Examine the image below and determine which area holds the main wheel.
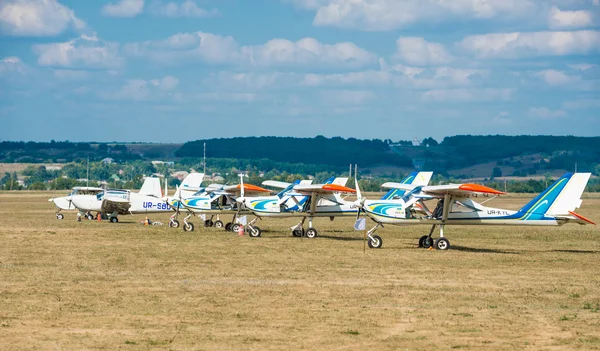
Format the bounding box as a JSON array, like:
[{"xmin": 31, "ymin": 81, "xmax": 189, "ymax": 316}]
[
  {"xmin": 169, "ymin": 219, "xmax": 180, "ymax": 228},
  {"xmin": 86, "ymin": 213, "xmax": 94, "ymax": 220},
  {"xmin": 292, "ymin": 229, "xmax": 304, "ymax": 237},
  {"xmin": 419, "ymin": 235, "xmax": 433, "ymax": 248},
  {"xmin": 204, "ymin": 220, "xmax": 214, "ymax": 227},
  {"xmin": 56, "ymin": 213, "xmax": 64, "ymax": 220},
  {"xmin": 225, "ymin": 222, "xmax": 232, "ymax": 231},
  {"xmin": 368, "ymin": 235, "xmax": 383, "ymax": 249},
  {"xmin": 249, "ymin": 226, "xmax": 262, "ymax": 237},
  {"xmin": 110, "ymin": 217, "xmax": 118, "ymax": 223},
  {"xmin": 435, "ymin": 237, "xmax": 450, "ymax": 250},
  {"xmin": 232, "ymin": 223, "xmax": 241, "ymax": 232},
  {"xmin": 305, "ymin": 228, "xmax": 318, "ymax": 239},
  {"xmin": 184, "ymin": 222, "xmax": 195, "ymax": 232},
  {"xmin": 214, "ymin": 220, "xmax": 224, "ymax": 229}
]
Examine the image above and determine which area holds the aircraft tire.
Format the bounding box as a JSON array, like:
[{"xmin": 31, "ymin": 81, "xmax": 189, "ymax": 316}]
[
  {"xmin": 232, "ymin": 223, "xmax": 241, "ymax": 232},
  {"xmin": 184, "ymin": 222, "xmax": 195, "ymax": 232},
  {"xmin": 110, "ymin": 217, "xmax": 119, "ymax": 223},
  {"xmin": 420, "ymin": 236, "xmax": 433, "ymax": 248},
  {"xmin": 305, "ymin": 228, "xmax": 318, "ymax": 239},
  {"xmin": 292, "ymin": 229, "xmax": 303, "ymax": 237},
  {"xmin": 435, "ymin": 237, "xmax": 450, "ymax": 250},
  {"xmin": 214, "ymin": 220, "xmax": 224, "ymax": 229},
  {"xmin": 249, "ymin": 226, "xmax": 262, "ymax": 237},
  {"xmin": 86, "ymin": 213, "xmax": 94, "ymax": 220},
  {"xmin": 368, "ymin": 235, "xmax": 383, "ymax": 249},
  {"xmin": 56, "ymin": 214, "xmax": 64, "ymax": 220},
  {"xmin": 169, "ymin": 219, "xmax": 180, "ymax": 228},
  {"xmin": 204, "ymin": 220, "xmax": 214, "ymax": 227},
  {"xmin": 225, "ymin": 223, "xmax": 232, "ymax": 231}
]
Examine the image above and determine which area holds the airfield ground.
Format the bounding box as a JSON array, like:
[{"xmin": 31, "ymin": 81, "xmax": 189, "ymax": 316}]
[{"xmin": 1, "ymin": 192, "xmax": 599, "ymax": 350}]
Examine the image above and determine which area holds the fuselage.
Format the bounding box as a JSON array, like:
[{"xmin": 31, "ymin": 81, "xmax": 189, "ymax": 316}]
[
  {"xmin": 245, "ymin": 195, "xmax": 357, "ymax": 218},
  {"xmin": 70, "ymin": 191, "xmax": 171, "ymax": 214}
]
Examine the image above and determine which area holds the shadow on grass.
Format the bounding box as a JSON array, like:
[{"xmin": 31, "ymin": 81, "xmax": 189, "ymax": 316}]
[
  {"xmin": 317, "ymin": 235, "xmax": 365, "ymax": 242},
  {"xmin": 551, "ymin": 249, "xmax": 600, "ymax": 254},
  {"xmin": 450, "ymin": 245, "xmax": 521, "ymax": 254}
]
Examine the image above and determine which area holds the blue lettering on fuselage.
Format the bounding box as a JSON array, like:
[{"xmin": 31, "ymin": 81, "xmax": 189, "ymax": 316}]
[{"xmin": 142, "ymin": 202, "xmax": 170, "ymax": 210}]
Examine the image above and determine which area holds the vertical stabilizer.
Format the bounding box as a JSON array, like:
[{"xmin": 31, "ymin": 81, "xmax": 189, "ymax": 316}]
[
  {"xmin": 381, "ymin": 171, "xmax": 433, "ymax": 200},
  {"xmin": 518, "ymin": 173, "xmax": 591, "ymax": 218},
  {"xmin": 139, "ymin": 177, "xmax": 162, "ymax": 197}
]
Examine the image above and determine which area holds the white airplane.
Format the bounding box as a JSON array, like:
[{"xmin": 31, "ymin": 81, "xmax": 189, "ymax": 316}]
[
  {"xmin": 162, "ymin": 172, "xmax": 205, "ymax": 228},
  {"xmin": 49, "ymin": 186, "xmax": 104, "ymax": 220},
  {"xmin": 169, "ymin": 178, "xmax": 271, "ymax": 232},
  {"xmin": 69, "ymin": 177, "xmax": 171, "ymax": 223},
  {"xmin": 243, "ymin": 172, "xmax": 433, "ymax": 239},
  {"xmin": 354, "ymin": 172, "xmax": 595, "ymax": 250}
]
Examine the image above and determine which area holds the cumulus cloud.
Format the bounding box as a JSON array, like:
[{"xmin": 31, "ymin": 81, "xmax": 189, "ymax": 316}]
[
  {"xmin": 148, "ymin": 0, "xmax": 218, "ymax": 17},
  {"xmin": 528, "ymin": 107, "xmax": 567, "ymax": 119},
  {"xmin": 458, "ymin": 30, "xmax": 600, "ymax": 59},
  {"xmin": 285, "ymin": 0, "xmax": 538, "ymax": 31},
  {"xmin": 548, "ymin": 6, "xmax": 594, "ymax": 29},
  {"xmin": 102, "ymin": 0, "xmax": 145, "ymax": 18},
  {"xmin": 395, "ymin": 37, "xmax": 453, "ymax": 66},
  {"xmin": 0, "ymin": 0, "xmax": 85, "ymax": 36},
  {"xmin": 422, "ymin": 88, "xmax": 514, "ymax": 102},
  {"xmin": 33, "ymin": 35, "xmax": 124, "ymax": 69},
  {"xmin": 99, "ymin": 75, "xmax": 179, "ymax": 101},
  {"xmin": 124, "ymin": 32, "xmax": 377, "ymax": 68},
  {"xmin": 0, "ymin": 56, "xmax": 28, "ymax": 75},
  {"xmin": 536, "ymin": 69, "xmax": 580, "ymax": 85}
]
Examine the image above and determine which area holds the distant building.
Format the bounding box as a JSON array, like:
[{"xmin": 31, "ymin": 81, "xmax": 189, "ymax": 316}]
[
  {"xmin": 102, "ymin": 157, "xmax": 114, "ymax": 164},
  {"xmin": 171, "ymin": 171, "xmax": 189, "ymax": 181},
  {"xmin": 152, "ymin": 161, "xmax": 175, "ymax": 166}
]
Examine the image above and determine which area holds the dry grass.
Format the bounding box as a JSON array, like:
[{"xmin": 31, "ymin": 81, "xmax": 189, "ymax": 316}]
[{"xmin": 1, "ymin": 192, "xmax": 599, "ymax": 350}]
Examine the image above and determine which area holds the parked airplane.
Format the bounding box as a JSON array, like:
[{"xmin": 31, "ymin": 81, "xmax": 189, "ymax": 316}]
[
  {"xmin": 354, "ymin": 172, "xmax": 595, "ymax": 250},
  {"xmin": 49, "ymin": 186, "xmax": 104, "ymax": 220},
  {"xmin": 241, "ymin": 172, "xmax": 433, "ymax": 238},
  {"xmin": 162, "ymin": 172, "xmax": 205, "ymax": 227},
  {"xmin": 69, "ymin": 177, "xmax": 170, "ymax": 222},
  {"xmin": 173, "ymin": 178, "xmax": 271, "ymax": 232}
]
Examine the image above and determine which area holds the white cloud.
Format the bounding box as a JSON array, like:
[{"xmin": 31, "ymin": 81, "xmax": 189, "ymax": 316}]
[
  {"xmin": 148, "ymin": 0, "xmax": 217, "ymax": 17},
  {"xmin": 422, "ymin": 88, "xmax": 514, "ymax": 102},
  {"xmin": 0, "ymin": 0, "xmax": 85, "ymax": 36},
  {"xmin": 458, "ymin": 30, "xmax": 600, "ymax": 59},
  {"xmin": 0, "ymin": 56, "xmax": 28, "ymax": 75},
  {"xmin": 124, "ymin": 32, "xmax": 377, "ymax": 68},
  {"xmin": 568, "ymin": 63, "xmax": 596, "ymax": 71},
  {"xmin": 562, "ymin": 99, "xmax": 600, "ymax": 109},
  {"xmin": 102, "ymin": 0, "xmax": 145, "ymax": 18},
  {"xmin": 395, "ymin": 37, "xmax": 453, "ymax": 66},
  {"xmin": 100, "ymin": 75, "xmax": 179, "ymax": 101},
  {"xmin": 528, "ymin": 107, "xmax": 567, "ymax": 119},
  {"xmin": 536, "ymin": 69, "xmax": 579, "ymax": 85},
  {"xmin": 285, "ymin": 0, "xmax": 537, "ymax": 31},
  {"xmin": 320, "ymin": 89, "xmax": 374, "ymax": 105},
  {"xmin": 548, "ymin": 6, "xmax": 594, "ymax": 29},
  {"xmin": 33, "ymin": 35, "xmax": 124, "ymax": 69}
]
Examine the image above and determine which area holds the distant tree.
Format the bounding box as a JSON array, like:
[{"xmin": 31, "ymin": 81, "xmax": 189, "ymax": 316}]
[
  {"xmin": 492, "ymin": 167, "xmax": 502, "ymax": 178},
  {"xmin": 28, "ymin": 182, "xmax": 47, "ymax": 190}
]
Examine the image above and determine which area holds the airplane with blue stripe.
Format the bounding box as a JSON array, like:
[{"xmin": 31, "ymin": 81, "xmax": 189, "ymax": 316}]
[
  {"xmin": 354, "ymin": 172, "xmax": 595, "ymax": 250},
  {"xmin": 241, "ymin": 172, "xmax": 433, "ymax": 239}
]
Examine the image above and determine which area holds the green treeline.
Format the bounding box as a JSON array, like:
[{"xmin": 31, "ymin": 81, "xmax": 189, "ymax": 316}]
[{"xmin": 176, "ymin": 136, "xmax": 413, "ymax": 168}]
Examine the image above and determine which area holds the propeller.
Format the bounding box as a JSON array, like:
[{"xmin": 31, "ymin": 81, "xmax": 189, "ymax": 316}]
[{"xmin": 354, "ymin": 176, "xmax": 366, "ymax": 221}]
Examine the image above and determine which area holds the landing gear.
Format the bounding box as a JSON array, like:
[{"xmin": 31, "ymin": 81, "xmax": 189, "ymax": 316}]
[
  {"xmin": 169, "ymin": 214, "xmax": 180, "ymax": 228},
  {"xmin": 365, "ymin": 223, "xmax": 384, "ymax": 249},
  {"xmin": 292, "ymin": 228, "xmax": 304, "ymax": 237},
  {"xmin": 56, "ymin": 213, "xmax": 64, "ymax": 220},
  {"xmin": 248, "ymin": 226, "xmax": 262, "ymax": 237},
  {"xmin": 305, "ymin": 228, "xmax": 318, "ymax": 238},
  {"xmin": 368, "ymin": 234, "xmax": 383, "ymax": 249},
  {"xmin": 110, "ymin": 217, "xmax": 118, "ymax": 223},
  {"xmin": 183, "ymin": 213, "xmax": 195, "ymax": 232},
  {"xmin": 214, "ymin": 220, "xmax": 224, "ymax": 229},
  {"xmin": 204, "ymin": 220, "xmax": 214, "ymax": 227},
  {"xmin": 231, "ymin": 223, "xmax": 241, "ymax": 232},
  {"xmin": 225, "ymin": 222, "xmax": 232, "ymax": 231},
  {"xmin": 419, "ymin": 224, "xmax": 450, "ymax": 250},
  {"xmin": 435, "ymin": 237, "xmax": 450, "ymax": 250},
  {"xmin": 86, "ymin": 212, "xmax": 94, "ymax": 220}
]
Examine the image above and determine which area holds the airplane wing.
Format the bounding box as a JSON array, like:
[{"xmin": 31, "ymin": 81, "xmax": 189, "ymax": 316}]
[
  {"xmin": 381, "ymin": 182, "xmax": 418, "ymax": 191},
  {"xmin": 222, "ymin": 184, "xmax": 271, "ymax": 195},
  {"xmin": 262, "ymin": 180, "xmax": 291, "ymax": 189},
  {"xmin": 422, "ymin": 184, "xmax": 505, "ymax": 197},
  {"xmin": 293, "ymin": 183, "xmax": 356, "ymax": 194}
]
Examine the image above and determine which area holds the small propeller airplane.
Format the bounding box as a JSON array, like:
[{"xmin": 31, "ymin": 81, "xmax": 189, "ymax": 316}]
[
  {"xmin": 353, "ymin": 172, "xmax": 595, "ymax": 250},
  {"xmin": 49, "ymin": 186, "xmax": 105, "ymax": 220},
  {"xmin": 69, "ymin": 177, "xmax": 171, "ymax": 222},
  {"xmin": 241, "ymin": 172, "xmax": 433, "ymax": 238},
  {"xmin": 170, "ymin": 177, "xmax": 271, "ymax": 232}
]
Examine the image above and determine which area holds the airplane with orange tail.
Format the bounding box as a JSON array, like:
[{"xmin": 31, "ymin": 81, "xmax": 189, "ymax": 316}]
[{"xmin": 353, "ymin": 172, "xmax": 595, "ymax": 250}]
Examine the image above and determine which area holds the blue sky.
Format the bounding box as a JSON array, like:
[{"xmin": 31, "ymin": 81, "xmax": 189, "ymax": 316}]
[{"xmin": 1, "ymin": 0, "xmax": 599, "ymax": 142}]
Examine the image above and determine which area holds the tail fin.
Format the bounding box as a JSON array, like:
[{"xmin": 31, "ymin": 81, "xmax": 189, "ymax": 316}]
[
  {"xmin": 179, "ymin": 173, "xmax": 204, "ymax": 198},
  {"xmin": 332, "ymin": 177, "xmax": 349, "ymax": 186},
  {"xmin": 518, "ymin": 173, "xmax": 591, "ymax": 218},
  {"xmin": 324, "ymin": 176, "xmax": 335, "ymax": 184},
  {"xmin": 139, "ymin": 177, "xmax": 162, "ymax": 197},
  {"xmin": 277, "ymin": 180, "xmax": 300, "ymax": 198},
  {"xmin": 381, "ymin": 171, "xmax": 433, "ymax": 200}
]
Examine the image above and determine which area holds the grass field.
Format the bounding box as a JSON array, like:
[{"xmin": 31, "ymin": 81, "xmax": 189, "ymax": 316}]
[{"xmin": 1, "ymin": 192, "xmax": 599, "ymax": 350}]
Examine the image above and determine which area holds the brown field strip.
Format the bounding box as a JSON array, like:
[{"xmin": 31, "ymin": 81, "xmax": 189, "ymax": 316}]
[{"xmin": 0, "ymin": 192, "xmax": 599, "ymax": 350}]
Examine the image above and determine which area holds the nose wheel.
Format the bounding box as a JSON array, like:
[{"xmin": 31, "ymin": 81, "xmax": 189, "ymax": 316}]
[{"xmin": 419, "ymin": 225, "xmax": 450, "ymax": 250}]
